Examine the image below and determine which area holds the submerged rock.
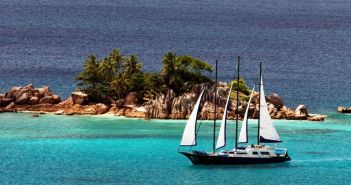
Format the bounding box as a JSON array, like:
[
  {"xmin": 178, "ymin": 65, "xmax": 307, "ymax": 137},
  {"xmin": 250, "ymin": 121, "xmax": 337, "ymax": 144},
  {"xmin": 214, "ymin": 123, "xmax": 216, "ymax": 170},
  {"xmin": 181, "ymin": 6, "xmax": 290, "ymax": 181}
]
[{"xmin": 308, "ymin": 114, "xmax": 326, "ymax": 121}]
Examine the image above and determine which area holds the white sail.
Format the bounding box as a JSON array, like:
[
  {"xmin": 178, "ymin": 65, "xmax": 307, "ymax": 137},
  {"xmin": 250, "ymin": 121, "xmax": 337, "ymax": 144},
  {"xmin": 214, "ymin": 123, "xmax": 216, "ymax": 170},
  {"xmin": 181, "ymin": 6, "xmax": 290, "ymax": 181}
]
[
  {"xmin": 238, "ymin": 86, "xmax": 255, "ymax": 143},
  {"xmin": 259, "ymin": 76, "xmax": 281, "ymax": 142},
  {"xmin": 180, "ymin": 90, "xmax": 205, "ymax": 146},
  {"xmin": 215, "ymin": 84, "xmax": 233, "ymax": 149}
]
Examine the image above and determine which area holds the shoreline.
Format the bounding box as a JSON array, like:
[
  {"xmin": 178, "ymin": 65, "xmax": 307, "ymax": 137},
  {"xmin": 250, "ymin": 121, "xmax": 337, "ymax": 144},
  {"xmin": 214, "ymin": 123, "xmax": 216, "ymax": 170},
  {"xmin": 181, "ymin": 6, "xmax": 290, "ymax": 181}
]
[
  {"xmin": 0, "ymin": 111, "xmax": 329, "ymax": 124},
  {"xmin": 0, "ymin": 106, "xmax": 328, "ymax": 122},
  {"xmin": 0, "ymin": 84, "xmax": 326, "ymax": 121}
]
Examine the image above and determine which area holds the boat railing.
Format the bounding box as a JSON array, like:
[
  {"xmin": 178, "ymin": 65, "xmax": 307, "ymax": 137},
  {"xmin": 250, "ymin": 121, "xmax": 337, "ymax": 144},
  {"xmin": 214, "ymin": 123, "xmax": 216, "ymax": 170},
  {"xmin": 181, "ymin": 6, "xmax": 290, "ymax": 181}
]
[{"xmin": 275, "ymin": 148, "xmax": 288, "ymax": 156}]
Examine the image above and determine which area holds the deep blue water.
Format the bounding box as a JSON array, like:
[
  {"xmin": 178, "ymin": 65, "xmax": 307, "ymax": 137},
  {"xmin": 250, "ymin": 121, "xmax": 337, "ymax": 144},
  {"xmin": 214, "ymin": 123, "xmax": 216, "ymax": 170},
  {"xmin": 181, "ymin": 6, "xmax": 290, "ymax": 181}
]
[
  {"xmin": 1, "ymin": 113, "xmax": 351, "ymax": 185},
  {"xmin": 1, "ymin": 0, "xmax": 351, "ymax": 113}
]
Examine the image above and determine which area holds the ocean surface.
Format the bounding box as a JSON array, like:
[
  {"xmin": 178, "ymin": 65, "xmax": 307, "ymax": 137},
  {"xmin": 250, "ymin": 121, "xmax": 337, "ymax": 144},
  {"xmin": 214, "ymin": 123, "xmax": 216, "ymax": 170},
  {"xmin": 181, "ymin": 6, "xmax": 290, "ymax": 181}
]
[
  {"xmin": 1, "ymin": 1, "xmax": 351, "ymax": 184},
  {"xmin": 0, "ymin": 112, "xmax": 351, "ymax": 185},
  {"xmin": 1, "ymin": 0, "xmax": 351, "ymax": 113}
]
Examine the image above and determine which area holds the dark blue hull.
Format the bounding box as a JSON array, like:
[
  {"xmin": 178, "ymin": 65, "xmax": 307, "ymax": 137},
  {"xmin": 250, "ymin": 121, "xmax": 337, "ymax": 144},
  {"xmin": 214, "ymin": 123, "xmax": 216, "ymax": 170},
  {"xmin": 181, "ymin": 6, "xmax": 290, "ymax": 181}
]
[{"xmin": 179, "ymin": 151, "xmax": 291, "ymax": 165}]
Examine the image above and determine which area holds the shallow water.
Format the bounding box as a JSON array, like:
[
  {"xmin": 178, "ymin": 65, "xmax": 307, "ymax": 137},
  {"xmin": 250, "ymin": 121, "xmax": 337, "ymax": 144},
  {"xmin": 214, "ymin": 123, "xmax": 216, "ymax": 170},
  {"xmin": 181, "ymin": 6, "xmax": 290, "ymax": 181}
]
[{"xmin": 1, "ymin": 113, "xmax": 351, "ymax": 184}]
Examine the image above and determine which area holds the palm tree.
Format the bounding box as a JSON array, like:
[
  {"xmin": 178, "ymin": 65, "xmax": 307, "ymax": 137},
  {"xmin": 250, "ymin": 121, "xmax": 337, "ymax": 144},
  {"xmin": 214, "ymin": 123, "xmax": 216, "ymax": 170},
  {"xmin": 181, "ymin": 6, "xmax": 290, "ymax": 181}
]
[
  {"xmin": 99, "ymin": 49, "xmax": 124, "ymax": 81},
  {"xmin": 76, "ymin": 55, "xmax": 101, "ymax": 88},
  {"xmin": 123, "ymin": 55, "xmax": 142, "ymax": 77},
  {"xmin": 161, "ymin": 52, "xmax": 177, "ymax": 88},
  {"xmin": 109, "ymin": 48, "xmax": 124, "ymax": 71},
  {"xmin": 76, "ymin": 49, "xmax": 214, "ymax": 102},
  {"xmin": 110, "ymin": 74, "xmax": 130, "ymax": 99}
]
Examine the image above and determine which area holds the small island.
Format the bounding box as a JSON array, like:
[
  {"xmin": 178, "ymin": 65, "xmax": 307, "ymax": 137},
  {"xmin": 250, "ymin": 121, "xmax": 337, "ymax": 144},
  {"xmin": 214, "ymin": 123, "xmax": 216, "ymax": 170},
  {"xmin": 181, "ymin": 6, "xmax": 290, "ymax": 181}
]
[
  {"xmin": 337, "ymin": 106, "xmax": 351, "ymax": 113},
  {"xmin": 0, "ymin": 49, "xmax": 325, "ymax": 121}
]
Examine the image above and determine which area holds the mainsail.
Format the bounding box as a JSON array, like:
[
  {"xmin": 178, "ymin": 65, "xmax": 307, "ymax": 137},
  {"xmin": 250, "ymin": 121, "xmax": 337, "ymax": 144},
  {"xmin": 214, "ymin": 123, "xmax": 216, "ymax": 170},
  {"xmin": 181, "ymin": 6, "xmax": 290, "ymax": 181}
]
[
  {"xmin": 180, "ymin": 90, "xmax": 205, "ymax": 146},
  {"xmin": 238, "ymin": 86, "xmax": 255, "ymax": 143},
  {"xmin": 259, "ymin": 76, "xmax": 281, "ymax": 143},
  {"xmin": 215, "ymin": 84, "xmax": 234, "ymax": 149}
]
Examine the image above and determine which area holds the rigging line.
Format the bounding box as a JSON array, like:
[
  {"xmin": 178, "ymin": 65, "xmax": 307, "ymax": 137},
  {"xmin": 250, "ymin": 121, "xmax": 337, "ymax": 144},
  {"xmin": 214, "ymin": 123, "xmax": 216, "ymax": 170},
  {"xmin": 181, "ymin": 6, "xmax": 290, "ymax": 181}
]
[
  {"xmin": 250, "ymin": 66, "xmax": 261, "ymax": 87},
  {"xmin": 189, "ymin": 118, "xmax": 204, "ymax": 152},
  {"xmin": 189, "ymin": 62, "xmax": 214, "ymax": 153},
  {"xmin": 189, "ymin": 85, "xmax": 207, "ymax": 152},
  {"xmin": 235, "ymin": 56, "xmax": 240, "ymax": 149}
]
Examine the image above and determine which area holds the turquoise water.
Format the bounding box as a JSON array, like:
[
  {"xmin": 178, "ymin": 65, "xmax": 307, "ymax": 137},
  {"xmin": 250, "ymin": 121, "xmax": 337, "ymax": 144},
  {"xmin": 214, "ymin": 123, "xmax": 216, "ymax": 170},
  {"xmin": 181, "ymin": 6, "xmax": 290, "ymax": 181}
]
[{"xmin": 1, "ymin": 113, "xmax": 351, "ymax": 184}]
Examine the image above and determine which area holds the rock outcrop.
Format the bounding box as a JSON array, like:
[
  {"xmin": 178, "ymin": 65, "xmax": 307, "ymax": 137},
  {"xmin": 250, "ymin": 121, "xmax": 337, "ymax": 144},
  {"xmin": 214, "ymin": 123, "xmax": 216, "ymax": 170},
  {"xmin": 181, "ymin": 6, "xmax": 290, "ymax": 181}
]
[
  {"xmin": 295, "ymin": 105, "xmax": 309, "ymax": 117},
  {"xmin": 30, "ymin": 96, "xmax": 40, "ymax": 105},
  {"xmin": 0, "ymin": 83, "xmax": 324, "ymax": 121},
  {"xmin": 144, "ymin": 84, "xmax": 323, "ymax": 121},
  {"xmin": 5, "ymin": 102, "xmax": 15, "ymax": 110},
  {"xmin": 115, "ymin": 99, "xmax": 125, "ymax": 108},
  {"xmin": 267, "ymin": 93, "xmax": 284, "ymax": 111},
  {"xmin": 39, "ymin": 95, "xmax": 61, "ymax": 104},
  {"xmin": 0, "ymin": 84, "xmax": 61, "ymax": 106},
  {"xmin": 125, "ymin": 92, "xmax": 137, "ymax": 106},
  {"xmin": 16, "ymin": 92, "xmax": 30, "ymax": 105},
  {"xmin": 63, "ymin": 103, "xmax": 110, "ymax": 115},
  {"xmin": 337, "ymin": 106, "xmax": 351, "ymax": 113},
  {"xmin": 0, "ymin": 97, "xmax": 12, "ymax": 107},
  {"xmin": 71, "ymin": 92, "xmax": 89, "ymax": 105},
  {"xmin": 144, "ymin": 84, "xmax": 231, "ymax": 120},
  {"xmin": 144, "ymin": 90, "xmax": 174, "ymax": 119},
  {"xmin": 308, "ymin": 114, "xmax": 326, "ymax": 121}
]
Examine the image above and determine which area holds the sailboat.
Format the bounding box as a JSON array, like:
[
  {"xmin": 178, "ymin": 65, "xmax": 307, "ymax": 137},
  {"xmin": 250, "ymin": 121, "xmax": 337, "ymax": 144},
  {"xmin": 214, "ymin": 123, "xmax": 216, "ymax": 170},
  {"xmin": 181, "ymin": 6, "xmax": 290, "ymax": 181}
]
[{"xmin": 178, "ymin": 58, "xmax": 291, "ymax": 165}]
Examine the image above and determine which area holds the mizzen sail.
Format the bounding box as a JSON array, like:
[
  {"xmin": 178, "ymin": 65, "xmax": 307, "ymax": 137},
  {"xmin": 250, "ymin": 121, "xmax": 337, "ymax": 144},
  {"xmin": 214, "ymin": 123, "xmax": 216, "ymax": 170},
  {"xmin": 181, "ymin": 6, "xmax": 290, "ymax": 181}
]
[
  {"xmin": 180, "ymin": 90, "xmax": 205, "ymax": 146},
  {"xmin": 259, "ymin": 76, "xmax": 281, "ymax": 143}
]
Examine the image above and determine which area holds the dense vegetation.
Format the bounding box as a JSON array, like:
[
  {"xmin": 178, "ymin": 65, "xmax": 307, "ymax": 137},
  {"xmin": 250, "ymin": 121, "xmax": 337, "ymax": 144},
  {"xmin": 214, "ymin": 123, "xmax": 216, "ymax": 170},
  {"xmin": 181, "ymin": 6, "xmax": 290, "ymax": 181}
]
[
  {"xmin": 228, "ymin": 78, "xmax": 251, "ymax": 101},
  {"xmin": 228, "ymin": 78, "xmax": 250, "ymax": 95},
  {"xmin": 76, "ymin": 49, "xmax": 214, "ymax": 103}
]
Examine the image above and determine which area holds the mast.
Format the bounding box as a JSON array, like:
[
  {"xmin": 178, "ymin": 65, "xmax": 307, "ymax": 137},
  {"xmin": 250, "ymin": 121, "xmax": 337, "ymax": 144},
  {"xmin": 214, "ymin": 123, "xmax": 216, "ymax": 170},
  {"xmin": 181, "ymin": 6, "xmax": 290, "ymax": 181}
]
[
  {"xmin": 212, "ymin": 60, "xmax": 218, "ymax": 154},
  {"xmin": 235, "ymin": 56, "xmax": 240, "ymax": 149},
  {"xmin": 257, "ymin": 62, "xmax": 262, "ymax": 145}
]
